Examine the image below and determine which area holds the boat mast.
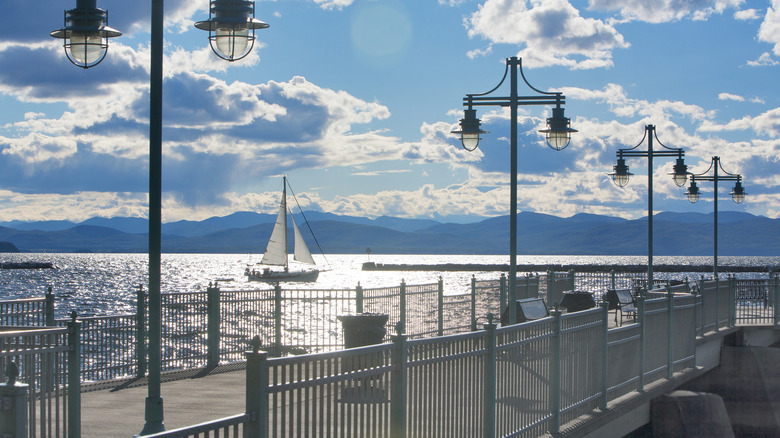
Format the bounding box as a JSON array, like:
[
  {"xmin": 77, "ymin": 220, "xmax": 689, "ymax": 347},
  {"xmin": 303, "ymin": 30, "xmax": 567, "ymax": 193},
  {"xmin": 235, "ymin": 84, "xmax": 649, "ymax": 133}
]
[{"xmin": 283, "ymin": 175, "xmax": 289, "ymax": 271}]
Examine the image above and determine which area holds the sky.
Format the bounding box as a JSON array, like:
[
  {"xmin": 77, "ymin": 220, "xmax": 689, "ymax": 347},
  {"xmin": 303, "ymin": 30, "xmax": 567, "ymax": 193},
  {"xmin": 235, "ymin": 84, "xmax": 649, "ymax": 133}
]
[{"xmin": 0, "ymin": 0, "xmax": 778, "ymax": 224}]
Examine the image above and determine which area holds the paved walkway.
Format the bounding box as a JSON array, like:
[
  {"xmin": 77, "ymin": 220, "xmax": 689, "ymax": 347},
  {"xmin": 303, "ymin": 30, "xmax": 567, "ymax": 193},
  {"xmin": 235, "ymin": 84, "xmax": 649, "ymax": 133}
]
[{"xmin": 81, "ymin": 366, "xmax": 248, "ymax": 437}]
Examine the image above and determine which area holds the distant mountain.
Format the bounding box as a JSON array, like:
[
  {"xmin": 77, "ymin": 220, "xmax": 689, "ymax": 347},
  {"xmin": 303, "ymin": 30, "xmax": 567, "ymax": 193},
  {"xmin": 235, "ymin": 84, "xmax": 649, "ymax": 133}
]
[
  {"xmin": 0, "ymin": 241, "xmax": 20, "ymax": 252},
  {"xmin": 0, "ymin": 211, "xmax": 777, "ymax": 256}
]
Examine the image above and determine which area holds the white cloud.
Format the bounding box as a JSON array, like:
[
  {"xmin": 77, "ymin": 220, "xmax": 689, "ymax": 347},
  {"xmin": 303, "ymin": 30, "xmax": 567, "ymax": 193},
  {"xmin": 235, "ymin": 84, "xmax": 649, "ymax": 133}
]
[
  {"xmin": 312, "ymin": 0, "xmax": 354, "ymax": 10},
  {"xmin": 759, "ymin": 0, "xmax": 780, "ymax": 55},
  {"xmin": 589, "ymin": 0, "xmax": 745, "ymax": 23},
  {"xmin": 735, "ymin": 8, "xmax": 761, "ymax": 20},
  {"xmin": 699, "ymin": 107, "xmax": 780, "ymax": 137},
  {"xmin": 718, "ymin": 92, "xmax": 745, "ymax": 101},
  {"xmin": 0, "ymin": 190, "xmax": 147, "ymax": 223},
  {"xmin": 466, "ymin": 0, "xmax": 629, "ymax": 69},
  {"xmin": 0, "ymin": 133, "xmax": 77, "ymax": 163},
  {"xmin": 747, "ymin": 52, "xmax": 779, "ymax": 66}
]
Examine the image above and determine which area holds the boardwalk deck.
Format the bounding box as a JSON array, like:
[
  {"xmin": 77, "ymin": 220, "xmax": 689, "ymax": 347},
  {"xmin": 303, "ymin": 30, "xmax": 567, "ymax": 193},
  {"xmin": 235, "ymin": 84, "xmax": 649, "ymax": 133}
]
[{"xmin": 81, "ymin": 367, "xmax": 247, "ymax": 437}]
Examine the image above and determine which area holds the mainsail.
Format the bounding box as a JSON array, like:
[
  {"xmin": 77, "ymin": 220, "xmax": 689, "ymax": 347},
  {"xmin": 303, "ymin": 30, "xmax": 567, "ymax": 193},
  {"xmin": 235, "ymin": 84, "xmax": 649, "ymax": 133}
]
[{"xmin": 260, "ymin": 177, "xmax": 316, "ymax": 267}]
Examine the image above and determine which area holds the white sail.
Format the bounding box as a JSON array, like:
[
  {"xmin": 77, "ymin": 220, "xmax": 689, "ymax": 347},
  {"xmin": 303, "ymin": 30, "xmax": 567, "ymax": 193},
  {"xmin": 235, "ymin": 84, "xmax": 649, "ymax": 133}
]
[
  {"xmin": 291, "ymin": 215, "xmax": 316, "ymax": 265},
  {"xmin": 260, "ymin": 193, "xmax": 288, "ymax": 266}
]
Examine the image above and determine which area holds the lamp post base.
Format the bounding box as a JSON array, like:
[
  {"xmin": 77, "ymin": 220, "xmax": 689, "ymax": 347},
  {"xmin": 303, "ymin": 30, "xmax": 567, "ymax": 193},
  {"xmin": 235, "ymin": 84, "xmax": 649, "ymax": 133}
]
[{"xmin": 135, "ymin": 396, "xmax": 165, "ymax": 436}]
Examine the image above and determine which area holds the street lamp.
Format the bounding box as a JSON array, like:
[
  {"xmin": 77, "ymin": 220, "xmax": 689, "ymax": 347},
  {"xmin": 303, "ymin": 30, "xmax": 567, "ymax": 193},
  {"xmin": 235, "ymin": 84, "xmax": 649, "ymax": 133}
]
[
  {"xmin": 195, "ymin": 0, "xmax": 269, "ymax": 62},
  {"xmin": 50, "ymin": 0, "xmax": 121, "ymax": 69},
  {"xmin": 453, "ymin": 56, "xmax": 576, "ymax": 324},
  {"xmin": 685, "ymin": 156, "xmax": 746, "ymax": 278},
  {"xmin": 609, "ymin": 125, "xmax": 688, "ymax": 289},
  {"xmin": 52, "ymin": 0, "xmax": 267, "ymax": 435}
]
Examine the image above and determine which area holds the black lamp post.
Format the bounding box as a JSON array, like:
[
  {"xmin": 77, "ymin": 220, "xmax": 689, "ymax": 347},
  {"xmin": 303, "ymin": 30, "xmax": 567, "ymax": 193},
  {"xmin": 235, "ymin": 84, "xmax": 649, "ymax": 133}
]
[
  {"xmin": 453, "ymin": 56, "xmax": 576, "ymax": 324},
  {"xmin": 685, "ymin": 156, "xmax": 746, "ymax": 278},
  {"xmin": 609, "ymin": 125, "xmax": 689, "ymax": 289},
  {"xmin": 52, "ymin": 1, "xmax": 267, "ymax": 435}
]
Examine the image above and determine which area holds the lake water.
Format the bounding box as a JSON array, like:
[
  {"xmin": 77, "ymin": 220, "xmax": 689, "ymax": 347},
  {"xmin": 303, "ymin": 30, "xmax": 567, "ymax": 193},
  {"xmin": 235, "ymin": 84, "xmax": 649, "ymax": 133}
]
[{"xmin": 1, "ymin": 253, "xmax": 778, "ymax": 318}]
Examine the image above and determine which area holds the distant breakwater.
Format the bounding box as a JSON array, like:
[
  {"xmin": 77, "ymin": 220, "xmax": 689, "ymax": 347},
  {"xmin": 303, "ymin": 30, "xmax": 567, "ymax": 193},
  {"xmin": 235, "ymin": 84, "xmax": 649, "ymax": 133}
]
[
  {"xmin": 1, "ymin": 262, "xmax": 55, "ymax": 270},
  {"xmin": 361, "ymin": 262, "xmax": 778, "ymax": 273}
]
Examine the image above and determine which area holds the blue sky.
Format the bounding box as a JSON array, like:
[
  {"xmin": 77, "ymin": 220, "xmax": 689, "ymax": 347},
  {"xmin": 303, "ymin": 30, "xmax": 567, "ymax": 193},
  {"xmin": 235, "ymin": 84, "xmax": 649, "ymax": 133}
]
[{"xmin": 0, "ymin": 0, "xmax": 778, "ymax": 224}]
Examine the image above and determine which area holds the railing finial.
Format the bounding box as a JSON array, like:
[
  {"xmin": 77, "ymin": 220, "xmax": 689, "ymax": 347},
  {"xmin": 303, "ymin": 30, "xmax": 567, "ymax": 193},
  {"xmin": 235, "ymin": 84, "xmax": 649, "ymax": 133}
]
[
  {"xmin": 4, "ymin": 361, "xmax": 19, "ymax": 385},
  {"xmin": 250, "ymin": 335, "xmax": 262, "ymax": 353}
]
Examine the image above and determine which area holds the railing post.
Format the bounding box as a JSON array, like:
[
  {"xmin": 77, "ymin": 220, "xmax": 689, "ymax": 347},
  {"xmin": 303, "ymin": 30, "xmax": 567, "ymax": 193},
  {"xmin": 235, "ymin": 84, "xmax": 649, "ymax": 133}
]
[
  {"xmin": 355, "ymin": 282, "xmax": 364, "ymax": 314},
  {"xmin": 610, "ymin": 270, "xmax": 617, "ymax": 290},
  {"xmin": 600, "ymin": 301, "xmax": 609, "ymax": 411},
  {"xmin": 207, "ymin": 283, "xmax": 221, "ymax": 368},
  {"xmin": 499, "ymin": 273, "xmax": 506, "ymax": 311},
  {"xmin": 67, "ymin": 311, "xmax": 82, "ymax": 438},
  {"xmin": 667, "ymin": 291, "xmax": 675, "ymax": 379},
  {"xmin": 698, "ymin": 276, "xmax": 706, "ymax": 335},
  {"xmin": 483, "ymin": 314, "xmax": 497, "ymax": 438},
  {"xmin": 549, "ymin": 307, "xmax": 562, "ymax": 435},
  {"xmin": 45, "ymin": 286, "xmax": 55, "ymax": 326},
  {"xmin": 714, "ymin": 277, "xmax": 720, "ymax": 333},
  {"xmin": 728, "ymin": 275, "xmax": 736, "ymax": 327},
  {"xmin": 136, "ymin": 284, "xmax": 147, "ymax": 378},
  {"xmin": 470, "ymin": 275, "xmax": 477, "ymax": 332},
  {"xmin": 244, "ymin": 336, "xmax": 267, "ymax": 438},
  {"xmin": 399, "ymin": 280, "xmax": 407, "ymax": 335},
  {"xmin": 274, "ymin": 284, "xmax": 282, "ymax": 357},
  {"xmin": 568, "ymin": 269, "xmax": 575, "ymax": 291},
  {"xmin": 773, "ymin": 273, "xmax": 780, "ymax": 326},
  {"xmin": 0, "ymin": 362, "xmax": 28, "ymax": 438},
  {"xmin": 694, "ymin": 283, "xmax": 702, "ymax": 338},
  {"xmin": 546, "ymin": 271, "xmax": 555, "ymax": 309},
  {"xmin": 637, "ymin": 293, "xmax": 646, "ymax": 392},
  {"xmin": 439, "ymin": 276, "xmax": 445, "ymax": 336},
  {"xmin": 390, "ymin": 326, "xmax": 408, "ymax": 438}
]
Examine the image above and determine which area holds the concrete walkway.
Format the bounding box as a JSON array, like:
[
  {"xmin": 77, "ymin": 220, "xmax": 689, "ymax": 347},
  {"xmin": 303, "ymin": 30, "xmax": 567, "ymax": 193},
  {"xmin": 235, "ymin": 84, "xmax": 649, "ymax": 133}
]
[{"xmin": 81, "ymin": 366, "xmax": 248, "ymax": 438}]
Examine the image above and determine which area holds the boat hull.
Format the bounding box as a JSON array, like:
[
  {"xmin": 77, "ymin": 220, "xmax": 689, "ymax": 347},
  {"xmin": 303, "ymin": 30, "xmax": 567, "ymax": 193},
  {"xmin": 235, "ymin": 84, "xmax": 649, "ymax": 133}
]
[{"xmin": 246, "ymin": 268, "xmax": 320, "ymax": 283}]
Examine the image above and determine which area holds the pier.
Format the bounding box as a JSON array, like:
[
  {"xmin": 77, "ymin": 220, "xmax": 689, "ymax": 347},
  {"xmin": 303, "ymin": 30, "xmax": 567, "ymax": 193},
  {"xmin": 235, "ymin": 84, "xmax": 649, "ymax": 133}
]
[
  {"xmin": 361, "ymin": 261, "xmax": 779, "ymax": 273},
  {"xmin": 2, "ymin": 271, "xmax": 779, "ymax": 437}
]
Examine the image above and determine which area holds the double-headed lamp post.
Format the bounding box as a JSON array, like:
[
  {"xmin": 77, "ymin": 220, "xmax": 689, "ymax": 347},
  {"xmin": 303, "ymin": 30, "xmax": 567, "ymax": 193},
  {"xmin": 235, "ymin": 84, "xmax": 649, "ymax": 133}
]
[
  {"xmin": 609, "ymin": 124, "xmax": 689, "ymax": 289},
  {"xmin": 52, "ymin": 0, "xmax": 267, "ymax": 435},
  {"xmin": 452, "ymin": 56, "xmax": 576, "ymax": 324},
  {"xmin": 685, "ymin": 156, "xmax": 746, "ymax": 278}
]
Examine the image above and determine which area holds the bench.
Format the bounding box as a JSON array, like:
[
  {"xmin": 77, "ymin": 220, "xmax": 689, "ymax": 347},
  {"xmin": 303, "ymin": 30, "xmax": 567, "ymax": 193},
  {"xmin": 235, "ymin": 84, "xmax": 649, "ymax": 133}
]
[
  {"xmin": 500, "ymin": 298, "xmax": 549, "ymax": 325},
  {"xmin": 605, "ymin": 288, "xmax": 637, "ymax": 326}
]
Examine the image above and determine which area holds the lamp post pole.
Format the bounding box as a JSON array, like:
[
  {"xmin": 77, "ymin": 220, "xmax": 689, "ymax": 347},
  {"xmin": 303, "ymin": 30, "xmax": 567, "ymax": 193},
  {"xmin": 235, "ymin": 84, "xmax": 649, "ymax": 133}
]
[
  {"xmin": 52, "ymin": 1, "xmax": 268, "ymax": 434},
  {"xmin": 685, "ymin": 156, "xmax": 746, "ymax": 278},
  {"xmin": 610, "ymin": 125, "xmax": 689, "ymax": 289},
  {"xmin": 138, "ymin": 0, "xmax": 165, "ymax": 435},
  {"xmin": 453, "ymin": 57, "xmax": 576, "ymax": 323}
]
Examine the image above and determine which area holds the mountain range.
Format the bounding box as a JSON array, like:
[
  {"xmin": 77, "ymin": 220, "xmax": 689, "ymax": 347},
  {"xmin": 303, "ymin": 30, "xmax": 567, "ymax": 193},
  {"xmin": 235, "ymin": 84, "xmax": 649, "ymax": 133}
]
[{"xmin": 0, "ymin": 211, "xmax": 777, "ymax": 256}]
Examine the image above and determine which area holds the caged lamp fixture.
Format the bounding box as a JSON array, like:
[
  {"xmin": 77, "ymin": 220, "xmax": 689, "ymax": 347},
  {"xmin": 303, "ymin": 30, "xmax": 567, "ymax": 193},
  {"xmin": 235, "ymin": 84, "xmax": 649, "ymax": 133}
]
[
  {"xmin": 195, "ymin": 0, "xmax": 269, "ymax": 62},
  {"xmin": 50, "ymin": 0, "xmax": 121, "ymax": 69}
]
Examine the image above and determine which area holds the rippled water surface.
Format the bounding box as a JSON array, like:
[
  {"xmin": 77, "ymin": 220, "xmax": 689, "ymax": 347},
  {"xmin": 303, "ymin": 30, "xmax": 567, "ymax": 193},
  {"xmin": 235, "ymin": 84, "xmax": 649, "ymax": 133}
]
[{"xmin": 1, "ymin": 253, "xmax": 777, "ymax": 318}]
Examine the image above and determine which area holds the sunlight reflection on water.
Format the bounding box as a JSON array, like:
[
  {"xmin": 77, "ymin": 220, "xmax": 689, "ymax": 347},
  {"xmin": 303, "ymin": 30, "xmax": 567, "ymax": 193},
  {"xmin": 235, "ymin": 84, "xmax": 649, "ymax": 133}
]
[{"xmin": 1, "ymin": 253, "xmax": 777, "ymax": 318}]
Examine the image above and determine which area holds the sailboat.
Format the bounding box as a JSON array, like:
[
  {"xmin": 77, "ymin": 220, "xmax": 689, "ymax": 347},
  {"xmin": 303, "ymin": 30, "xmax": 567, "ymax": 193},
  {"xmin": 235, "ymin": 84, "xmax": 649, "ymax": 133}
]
[{"xmin": 245, "ymin": 177, "xmax": 320, "ymax": 282}]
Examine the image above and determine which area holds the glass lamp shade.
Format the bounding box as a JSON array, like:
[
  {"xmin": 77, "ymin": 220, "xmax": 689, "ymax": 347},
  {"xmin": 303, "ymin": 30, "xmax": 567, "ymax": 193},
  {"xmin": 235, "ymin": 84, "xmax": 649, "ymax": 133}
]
[
  {"xmin": 610, "ymin": 158, "xmax": 632, "ymax": 188},
  {"xmin": 670, "ymin": 157, "xmax": 688, "ymax": 187},
  {"xmin": 731, "ymin": 182, "xmax": 746, "ymax": 204},
  {"xmin": 686, "ymin": 181, "xmax": 699, "ymax": 203},
  {"xmin": 451, "ymin": 109, "xmax": 487, "ymax": 151},
  {"xmin": 539, "ymin": 107, "xmax": 577, "ymax": 151},
  {"xmin": 545, "ymin": 130, "xmax": 571, "ymax": 151},
  {"xmin": 68, "ymin": 33, "xmax": 104, "ymax": 65},
  {"xmin": 215, "ymin": 28, "xmax": 250, "ymax": 59}
]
